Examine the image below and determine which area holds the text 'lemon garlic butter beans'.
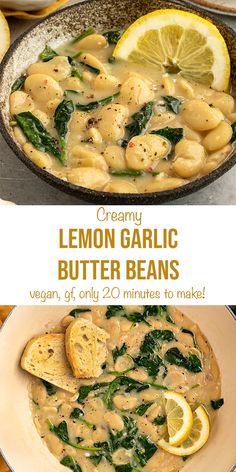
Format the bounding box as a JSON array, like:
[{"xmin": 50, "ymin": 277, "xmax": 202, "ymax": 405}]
[
  {"xmin": 126, "ymin": 134, "xmax": 170, "ymax": 171},
  {"xmin": 181, "ymin": 100, "xmax": 223, "ymax": 131},
  {"xmin": 172, "ymin": 140, "xmax": 205, "ymax": 178}
]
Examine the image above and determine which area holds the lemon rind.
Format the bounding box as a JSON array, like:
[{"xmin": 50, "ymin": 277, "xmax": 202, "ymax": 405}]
[
  {"xmin": 158, "ymin": 405, "xmax": 210, "ymax": 456},
  {"xmin": 114, "ymin": 9, "xmax": 230, "ymax": 92}
]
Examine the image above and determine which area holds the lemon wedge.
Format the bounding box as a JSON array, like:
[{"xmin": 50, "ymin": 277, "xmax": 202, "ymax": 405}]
[
  {"xmin": 164, "ymin": 391, "xmax": 193, "ymax": 446},
  {"xmin": 158, "ymin": 405, "xmax": 210, "ymax": 456},
  {"xmin": 0, "ymin": 11, "xmax": 10, "ymax": 62},
  {"xmin": 113, "ymin": 9, "xmax": 230, "ymax": 91}
]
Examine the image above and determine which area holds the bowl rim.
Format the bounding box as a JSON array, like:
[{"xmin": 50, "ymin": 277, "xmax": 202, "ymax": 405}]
[
  {"xmin": 0, "ymin": 305, "xmax": 236, "ymax": 471},
  {"xmin": 0, "ymin": 0, "xmax": 236, "ymax": 204}
]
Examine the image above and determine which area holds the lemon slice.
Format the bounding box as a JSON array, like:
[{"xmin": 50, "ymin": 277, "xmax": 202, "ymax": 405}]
[
  {"xmin": 158, "ymin": 405, "xmax": 210, "ymax": 456},
  {"xmin": 0, "ymin": 11, "xmax": 10, "ymax": 62},
  {"xmin": 113, "ymin": 9, "xmax": 230, "ymax": 91},
  {"xmin": 164, "ymin": 391, "xmax": 193, "ymax": 446}
]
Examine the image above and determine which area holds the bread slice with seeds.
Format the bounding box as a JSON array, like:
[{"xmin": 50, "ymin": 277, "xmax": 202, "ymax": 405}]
[
  {"xmin": 65, "ymin": 318, "xmax": 109, "ymax": 378},
  {"xmin": 21, "ymin": 333, "xmax": 80, "ymax": 393}
]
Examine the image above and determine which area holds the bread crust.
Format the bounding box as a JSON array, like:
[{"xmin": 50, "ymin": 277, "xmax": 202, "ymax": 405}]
[
  {"xmin": 65, "ymin": 318, "xmax": 109, "ymax": 378},
  {"xmin": 21, "ymin": 333, "xmax": 80, "ymax": 393}
]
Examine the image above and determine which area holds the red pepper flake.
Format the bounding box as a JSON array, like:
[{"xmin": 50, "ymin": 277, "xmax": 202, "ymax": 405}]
[{"xmin": 128, "ymin": 142, "xmax": 135, "ymax": 148}]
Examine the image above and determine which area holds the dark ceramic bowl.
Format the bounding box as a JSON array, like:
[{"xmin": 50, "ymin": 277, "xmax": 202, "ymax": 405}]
[{"xmin": 0, "ymin": 0, "xmax": 236, "ymax": 205}]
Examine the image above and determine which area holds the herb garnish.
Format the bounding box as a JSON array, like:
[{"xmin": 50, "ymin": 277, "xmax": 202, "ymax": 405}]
[
  {"xmin": 231, "ymin": 121, "xmax": 236, "ymax": 144},
  {"xmin": 70, "ymin": 408, "xmax": 95, "ymax": 430},
  {"xmin": 54, "ymin": 99, "xmax": 74, "ymax": 163},
  {"xmin": 211, "ymin": 398, "xmax": 224, "ymax": 410},
  {"xmin": 134, "ymin": 402, "xmax": 153, "ymax": 416},
  {"xmin": 162, "ymin": 95, "xmax": 181, "ymax": 114},
  {"xmin": 76, "ymin": 92, "xmax": 120, "ymax": 111},
  {"xmin": 60, "ymin": 455, "xmax": 82, "ymax": 472},
  {"xmin": 125, "ymin": 102, "xmax": 154, "ymax": 140},
  {"xmin": 69, "ymin": 307, "xmax": 92, "ymax": 317},
  {"xmin": 164, "ymin": 347, "xmax": 202, "ymax": 373},
  {"xmin": 47, "ymin": 419, "xmax": 102, "ymax": 451},
  {"xmin": 103, "ymin": 30, "xmax": 122, "ymax": 45},
  {"xmin": 112, "ymin": 343, "xmax": 127, "ymax": 363},
  {"xmin": 42, "ymin": 379, "xmax": 57, "ymax": 396},
  {"xmin": 153, "ymin": 415, "xmax": 166, "ymax": 425},
  {"xmin": 15, "ymin": 112, "xmax": 61, "ymax": 161},
  {"xmin": 150, "ymin": 127, "xmax": 184, "ymax": 145},
  {"xmin": 39, "ymin": 45, "xmax": 58, "ymax": 62},
  {"xmin": 71, "ymin": 26, "xmax": 96, "ymax": 44},
  {"xmin": 11, "ymin": 75, "xmax": 26, "ymax": 92}
]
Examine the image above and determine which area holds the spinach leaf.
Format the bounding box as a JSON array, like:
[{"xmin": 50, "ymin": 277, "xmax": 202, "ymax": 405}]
[
  {"xmin": 134, "ymin": 329, "xmax": 174, "ymax": 377},
  {"xmin": 134, "ymin": 402, "xmax": 153, "ymax": 416},
  {"xmin": 64, "ymin": 90, "xmax": 80, "ymax": 98},
  {"xmin": 80, "ymin": 61, "xmax": 100, "ymax": 74},
  {"xmin": 76, "ymin": 92, "xmax": 120, "ymax": 111},
  {"xmin": 54, "ymin": 99, "xmax": 74, "ymax": 163},
  {"xmin": 109, "ymin": 170, "xmax": 144, "ymax": 177},
  {"xmin": 143, "ymin": 305, "xmax": 167, "ymax": 319},
  {"xmin": 72, "ymin": 26, "xmax": 96, "ymax": 44},
  {"xmin": 105, "ymin": 305, "xmax": 149, "ymax": 325},
  {"xmin": 92, "ymin": 441, "xmax": 113, "ymax": 464},
  {"xmin": 60, "ymin": 456, "xmax": 82, "ymax": 472},
  {"xmin": 115, "ymin": 465, "xmax": 133, "ymax": 472},
  {"xmin": 181, "ymin": 328, "xmax": 197, "ymax": 347},
  {"xmin": 89, "ymin": 454, "xmax": 103, "ymax": 466},
  {"xmin": 47, "ymin": 420, "xmax": 102, "ymax": 451},
  {"xmin": 106, "ymin": 305, "xmax": 124, "ymax": 319},
  {"xmin": 211, "ymin": 398, "xmax": 224, "ymax": 410},
  {"xmin": 109, "ymin": 415, "xmax": 138, "ymax": 451},
  {"xmin": 77, "ymin": 382, "xmax": 109, "ymax": 402},
  {"xmin": 140, "ymin": 330, "xmax": 175, "ymax": 354},
  {"xmin": 39, "ymin": 45, "xmax": 58, "ymax": 62},
  {"xmin": 103, "ymin": 30, "xmax": 122, "ymax": 45},
  {"xmin": 112, "ymin": 343, "xmax": 127, "ymax": 363},
  {"xmin": 153, "ymin": 415, "xmax": 166, "ymax": 425},
  {"xmin": 164, "ymin": 347, "xmax": 202, "ymax": 373},
  {"xmin": 162, "ymin": 96, "xmax": 181, "ymax": 114},
  {"xmin": 11, "ymin": 75, "xmax": 26, "ymax": 93},
  {"xmin": 103, "ymin": 376, "xmax": 149, "ymax": 409},
  {"xmin": 135, "ymin": 353, "xmax": 163, "ymax": 377},
  {"xmin": 126, "ymin": 102, "xmax": 154, "ymax": 140},
  {"xmin": 42, "ymin": 379, "xmax": 57, "ymax": 396},
  {"xmin": 150, "ymin": 127, "xmax": 184, "ymax": 145},
  {"xmin": 15, "ymin": 112, "xmax": 61, "ymax": 161},
  {"xmin": 71, "ymin": 64, "xmax": 83, "ymax": 80},
  {"xmin": 69, "ymin": 307, "xmax": 92, "ymax": 317},
  {"xmin": 135, "ymin": 435, "xmax": 157, "ymax": 466},
  {"xmin": 70, "ymin": 408, "xmax": 95, "ymax": 430},
  {"xmin": 231, "ymin": 121, "xmax": 236, "ymax": 144},
  {"xmin": 105, "ymin": 305, "xmax": 151, "ymax": 326}
]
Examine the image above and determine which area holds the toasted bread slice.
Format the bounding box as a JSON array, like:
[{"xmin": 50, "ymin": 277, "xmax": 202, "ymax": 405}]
[
  {"xmin": 65, "ymin": 318, "xmax": 109, "ymax": 378},
  {"xmin": 21, "ymin": 333, "xmax": 80, "ymax": 393}
]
